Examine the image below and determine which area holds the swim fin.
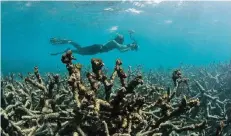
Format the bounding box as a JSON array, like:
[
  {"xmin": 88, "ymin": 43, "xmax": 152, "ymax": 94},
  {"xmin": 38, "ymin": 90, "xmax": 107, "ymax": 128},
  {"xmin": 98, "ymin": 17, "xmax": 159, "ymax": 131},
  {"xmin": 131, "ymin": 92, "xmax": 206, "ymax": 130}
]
[{"xmin": 50, "ymin": 38, "xmax": 71, "ymax": 45}]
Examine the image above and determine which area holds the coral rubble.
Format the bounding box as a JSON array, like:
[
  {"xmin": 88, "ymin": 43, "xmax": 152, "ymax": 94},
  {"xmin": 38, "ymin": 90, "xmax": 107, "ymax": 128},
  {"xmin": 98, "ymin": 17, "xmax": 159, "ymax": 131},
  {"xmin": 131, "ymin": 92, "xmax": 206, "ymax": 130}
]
[{"xmin": 1, "ymin": 50, "xmax": 231, "ymax": 136}]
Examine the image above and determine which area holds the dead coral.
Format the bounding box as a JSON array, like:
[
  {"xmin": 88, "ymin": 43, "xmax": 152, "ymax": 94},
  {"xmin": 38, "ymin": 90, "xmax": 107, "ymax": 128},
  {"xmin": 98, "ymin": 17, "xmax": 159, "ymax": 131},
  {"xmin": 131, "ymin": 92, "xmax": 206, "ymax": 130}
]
[{"xmin": 1, "ymin": 50, "xmax": 231, "ymax": 136}]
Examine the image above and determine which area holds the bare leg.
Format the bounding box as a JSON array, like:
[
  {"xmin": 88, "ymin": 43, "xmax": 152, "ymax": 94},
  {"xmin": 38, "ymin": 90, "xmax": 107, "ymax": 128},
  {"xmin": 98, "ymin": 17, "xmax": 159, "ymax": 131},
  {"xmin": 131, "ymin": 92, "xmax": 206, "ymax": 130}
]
[{"xmin": 50, "ymin": 38, "xmax": 81, "ymax": 49}]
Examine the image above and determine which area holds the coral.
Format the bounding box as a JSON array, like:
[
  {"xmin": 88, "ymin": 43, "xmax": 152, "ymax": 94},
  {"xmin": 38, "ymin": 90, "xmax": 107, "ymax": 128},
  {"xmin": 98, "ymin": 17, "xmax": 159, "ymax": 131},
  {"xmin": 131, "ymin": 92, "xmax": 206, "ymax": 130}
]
[{"xmin": 1, "ymin": 50, "xmax": 231, "ymax": 136}]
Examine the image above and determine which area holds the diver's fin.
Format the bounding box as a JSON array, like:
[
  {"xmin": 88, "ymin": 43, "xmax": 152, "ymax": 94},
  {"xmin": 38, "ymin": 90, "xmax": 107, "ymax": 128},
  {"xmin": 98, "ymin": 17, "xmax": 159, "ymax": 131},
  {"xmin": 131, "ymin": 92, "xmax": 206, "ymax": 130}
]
[{"xmin": 50, "ymin": 38, "xmax": 71, "ymax": 45}]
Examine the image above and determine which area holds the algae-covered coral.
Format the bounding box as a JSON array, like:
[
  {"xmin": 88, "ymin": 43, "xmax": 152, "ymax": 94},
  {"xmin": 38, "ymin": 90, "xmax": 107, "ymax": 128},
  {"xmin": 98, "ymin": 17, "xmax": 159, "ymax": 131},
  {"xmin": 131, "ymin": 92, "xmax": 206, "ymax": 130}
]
[{"xmin": 1, "ymin": 50, "xmax": 231, "ymax": 136}]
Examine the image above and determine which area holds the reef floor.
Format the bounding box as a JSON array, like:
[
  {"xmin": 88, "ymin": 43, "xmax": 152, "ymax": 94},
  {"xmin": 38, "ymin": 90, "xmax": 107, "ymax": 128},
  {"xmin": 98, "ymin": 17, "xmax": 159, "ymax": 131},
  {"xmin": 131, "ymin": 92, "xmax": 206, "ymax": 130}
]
[{"xmin": 1, "ymin": 50, "xmax": 231, "ymax": 136}]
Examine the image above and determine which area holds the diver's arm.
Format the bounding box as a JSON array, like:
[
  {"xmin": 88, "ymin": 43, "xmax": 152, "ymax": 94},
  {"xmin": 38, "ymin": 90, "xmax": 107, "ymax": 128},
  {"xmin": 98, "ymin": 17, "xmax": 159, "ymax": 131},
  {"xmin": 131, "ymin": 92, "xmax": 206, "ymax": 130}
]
[
  {"xmin": 111, "ymin": 40, "xmax": 133, "ymax": 52},
  {"xmin": 103, "ymin": 40, "xmax": 134, "ymax": 52},
  {"xmin": 119, "ymin": 48, "xmax": 132, "ymax": 52},
  {"xmin": 72, "ymin": 49, "xmax": 80, "ymax": 54}
]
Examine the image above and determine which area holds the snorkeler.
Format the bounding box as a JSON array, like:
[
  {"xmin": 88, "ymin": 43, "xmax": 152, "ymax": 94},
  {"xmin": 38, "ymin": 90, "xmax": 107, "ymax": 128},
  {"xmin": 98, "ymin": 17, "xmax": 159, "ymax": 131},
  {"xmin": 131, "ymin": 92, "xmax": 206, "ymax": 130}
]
[{"xmin": 50, "ymin": 34, "xmax": 138, "ymax": 56}]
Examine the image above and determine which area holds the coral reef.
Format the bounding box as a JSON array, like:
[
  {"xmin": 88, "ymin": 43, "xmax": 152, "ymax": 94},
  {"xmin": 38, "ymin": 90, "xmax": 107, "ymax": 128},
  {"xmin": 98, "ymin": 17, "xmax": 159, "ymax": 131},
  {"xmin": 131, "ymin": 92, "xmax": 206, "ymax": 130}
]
[{"xmin": 1, "ymin": 50, "xmax": 231, "ymax": 136}]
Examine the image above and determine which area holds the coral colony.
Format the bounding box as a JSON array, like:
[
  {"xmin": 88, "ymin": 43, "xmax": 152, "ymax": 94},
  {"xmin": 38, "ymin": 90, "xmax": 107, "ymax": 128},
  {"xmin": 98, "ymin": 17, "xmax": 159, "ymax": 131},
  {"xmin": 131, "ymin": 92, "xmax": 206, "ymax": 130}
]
[{"xmin": 1, "ymin": 50, "xmax": 231, "ymax": 136}]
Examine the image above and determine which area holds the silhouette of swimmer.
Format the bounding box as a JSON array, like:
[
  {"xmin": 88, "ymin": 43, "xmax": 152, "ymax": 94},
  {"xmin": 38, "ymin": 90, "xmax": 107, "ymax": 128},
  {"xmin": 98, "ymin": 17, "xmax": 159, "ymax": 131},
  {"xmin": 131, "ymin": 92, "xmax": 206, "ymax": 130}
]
[{"xmin": 50, "ymin": 34, "xmax": 138, "ymax": 56}]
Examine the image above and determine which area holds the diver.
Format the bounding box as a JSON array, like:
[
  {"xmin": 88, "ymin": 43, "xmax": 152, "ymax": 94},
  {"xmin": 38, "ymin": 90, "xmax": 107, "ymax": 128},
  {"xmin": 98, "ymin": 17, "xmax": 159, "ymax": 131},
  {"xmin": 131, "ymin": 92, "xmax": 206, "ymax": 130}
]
[{"xmin": 50, "ymin": 34, "xmax": 138, "ymax": 56}]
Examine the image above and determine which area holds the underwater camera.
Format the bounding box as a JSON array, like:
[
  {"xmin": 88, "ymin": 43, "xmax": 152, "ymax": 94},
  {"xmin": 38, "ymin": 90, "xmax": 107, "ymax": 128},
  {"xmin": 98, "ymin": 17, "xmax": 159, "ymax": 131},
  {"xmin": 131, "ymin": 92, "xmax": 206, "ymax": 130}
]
[{"xmin": 132, "ymin": 42, "xmax": 139, "ymax": 51}]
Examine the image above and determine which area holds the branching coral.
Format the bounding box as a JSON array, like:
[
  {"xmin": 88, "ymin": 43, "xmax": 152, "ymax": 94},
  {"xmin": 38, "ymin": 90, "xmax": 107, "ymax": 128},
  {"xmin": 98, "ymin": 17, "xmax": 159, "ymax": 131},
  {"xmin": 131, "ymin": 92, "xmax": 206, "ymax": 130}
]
[{"xmin": 1, "ymin": 50, "xmax": 231, "ymax": 136}]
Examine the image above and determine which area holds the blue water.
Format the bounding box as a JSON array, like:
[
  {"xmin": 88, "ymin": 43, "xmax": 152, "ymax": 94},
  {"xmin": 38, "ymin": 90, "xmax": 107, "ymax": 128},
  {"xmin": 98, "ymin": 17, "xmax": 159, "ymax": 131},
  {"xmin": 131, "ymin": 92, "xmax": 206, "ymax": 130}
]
[{"xmin": 1, "ymin": 1, "xmax": 231, "ymax": 75}]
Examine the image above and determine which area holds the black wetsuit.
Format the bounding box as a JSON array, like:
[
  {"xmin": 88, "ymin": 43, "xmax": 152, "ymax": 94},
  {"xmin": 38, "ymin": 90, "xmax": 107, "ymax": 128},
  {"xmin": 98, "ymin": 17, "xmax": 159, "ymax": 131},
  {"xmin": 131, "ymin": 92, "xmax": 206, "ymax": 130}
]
[
  {"xmin": 76, "ymin": 43, "xmax": 116, "ymax": 55},
  {"xmin": 50, "ymin": 39, "xmax": 126, "ymax": 56}
]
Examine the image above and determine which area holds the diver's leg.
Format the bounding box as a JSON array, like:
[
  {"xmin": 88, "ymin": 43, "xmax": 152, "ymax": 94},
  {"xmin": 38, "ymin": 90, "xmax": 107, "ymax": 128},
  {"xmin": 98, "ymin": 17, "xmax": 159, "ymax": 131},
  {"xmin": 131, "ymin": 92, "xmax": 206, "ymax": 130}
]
[
  {"xmin": 50, "ymin": 38, "xmax": 81, "ymax": 49},
  {"xmin": 69, "ymin": 41, "xmax": 81, "ymax": 49},
  {"xmin": 50, "ymin": 48, "xmax": 71, "ymax": 56},
  {"xmin": 76, "ymin": 44, "xmax": 103, "ymax": 55},
  {"xmin": 50, "ymin": 43, "xmax": 103, "ymax": 56}
]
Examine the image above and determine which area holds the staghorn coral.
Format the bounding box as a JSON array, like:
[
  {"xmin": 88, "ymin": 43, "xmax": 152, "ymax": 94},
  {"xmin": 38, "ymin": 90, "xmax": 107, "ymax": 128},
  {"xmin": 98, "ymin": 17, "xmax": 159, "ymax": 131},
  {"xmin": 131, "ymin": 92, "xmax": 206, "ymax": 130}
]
[{"xmin": 1, "ymin": 50, "xmax": 231, "ymax": 136}]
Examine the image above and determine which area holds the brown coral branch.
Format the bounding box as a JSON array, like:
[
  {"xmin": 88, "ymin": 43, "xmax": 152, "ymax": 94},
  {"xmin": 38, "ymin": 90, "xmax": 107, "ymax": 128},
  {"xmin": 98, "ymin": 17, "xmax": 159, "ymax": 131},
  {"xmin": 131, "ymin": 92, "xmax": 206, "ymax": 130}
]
[
  {"xmin": 90, "ymin": 58, "xmax": 114, "ymax": 101},
  {"xmin": 114, "ymin": 59, "xmax": 127, "ymax": 87},
  {"xmin": 152, "ymin": 97, "xmax": 200, "ymax": 129},
  {"xmin": 34, "ymin": 66, "xmax": 44, "ymax": 84}
]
